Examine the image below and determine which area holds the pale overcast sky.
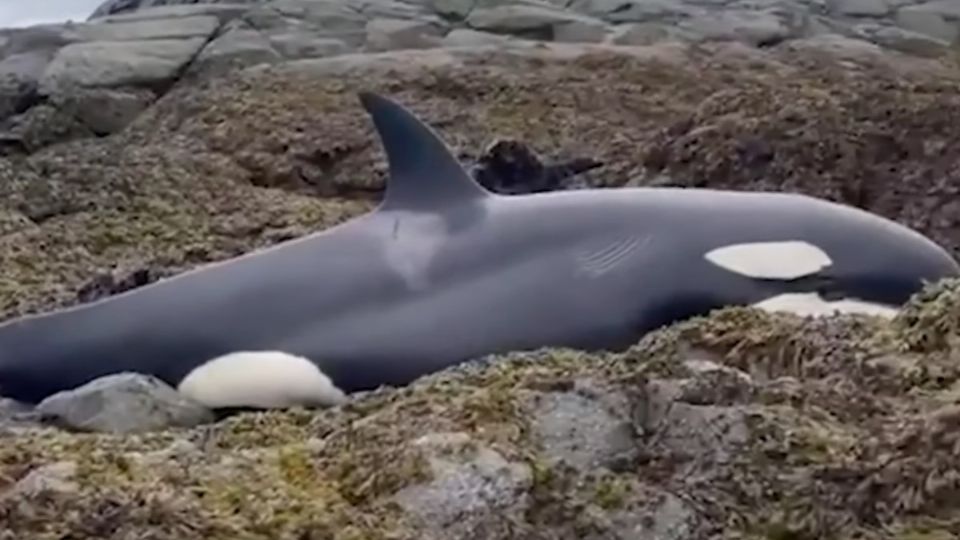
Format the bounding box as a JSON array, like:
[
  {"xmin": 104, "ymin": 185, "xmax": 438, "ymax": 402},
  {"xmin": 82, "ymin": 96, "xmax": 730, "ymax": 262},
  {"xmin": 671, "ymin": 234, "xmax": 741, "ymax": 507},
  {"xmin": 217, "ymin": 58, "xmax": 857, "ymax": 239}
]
[{"xmin": 0, "ymin": 0, "xmax": 103, "ymax": 28}]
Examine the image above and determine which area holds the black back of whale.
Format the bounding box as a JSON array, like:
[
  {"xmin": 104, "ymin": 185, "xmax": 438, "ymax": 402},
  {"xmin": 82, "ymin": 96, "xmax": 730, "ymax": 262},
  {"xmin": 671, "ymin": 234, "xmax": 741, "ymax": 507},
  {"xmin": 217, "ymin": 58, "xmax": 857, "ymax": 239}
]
[{"xmin": 0, "ymin": 92, "xmax": 957, "ymax": 404}]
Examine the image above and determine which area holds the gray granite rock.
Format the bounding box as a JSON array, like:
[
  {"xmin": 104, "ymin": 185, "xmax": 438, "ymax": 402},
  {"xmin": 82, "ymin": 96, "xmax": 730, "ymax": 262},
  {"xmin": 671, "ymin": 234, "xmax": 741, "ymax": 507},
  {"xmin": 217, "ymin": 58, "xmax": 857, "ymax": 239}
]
[
  {"xmin": 93, "ymin": 4, "xmax": 253, "ymax": 24},
  {"xmin": 606, "ymin": 22, "xmax": 686, "ymax": 45},
  {"xmin": 39, "ymin": 37, "xmax": 208, "ymax": 93},
  {"xmin": 50, "ymin": 86, "xmax": 157, "ymax": 134},
  {"xmin": 871, "ymin": 25, "xmax": 950, "ymax": 56},
  {"xmin": 827, "ymin": 0, "xmax": 891, "ymax": 17},
  {"xmin": 35, "ymin": 372, "xmax": 215, "ymax": 433},
  {"xmin": 527, "ymin": 381, "xmax": 638, "ymax": 471},
  {"xmin": 468, "ymin": 4, "xmax": 603, "ymax": 37},
  {"xmin": 188, "ymin": 23, "xmax": 282, "ymax": 77},
  {"xmin": 895, "ymin": 3, "xmax": 959, "ymax": 42},
  {"xmin": 680, "ymin": 9, "xmax": 794, "ymax": 45},
  {"xmin": 392, "ymin": 432, "xmax": 533, "ymax": 539},
  {"xmin": 0, "ymin": 51, "xmax": 50, "ymax": 120},
  {"xmin": 365, "ymin": 18, "xmax": 446, "ymax": 51},
  {"xmin": 571, "ymin": 0, "xmax": 699, "ymax": 23},
  {"xmin": 90, "ymin": 0, "xmax": 266, "ymax": 20},
  {"xmin": 431, "ymin": 0, "xmax": 477, "ymax": 19},
  {"xmin": 1, "ymin": 462, "xmax": 78, "ymax": 499},
  {"xmin": 554, "ymin": 18, "xmax": 611, "ymax": 42},
  {"xmin": 268, "ymin": 32, "xmax": 349, "ymax": 58},
  {"xmin": 441, "ymin": 28, "xmax": 518, "ymax": 46},
  {"xmin": 73, "ymin": 14, "xmax": 222, "ymax": 41},
  {"xmin": 0, "ymin": 103, "xmax": 95, "ymax": 152}
]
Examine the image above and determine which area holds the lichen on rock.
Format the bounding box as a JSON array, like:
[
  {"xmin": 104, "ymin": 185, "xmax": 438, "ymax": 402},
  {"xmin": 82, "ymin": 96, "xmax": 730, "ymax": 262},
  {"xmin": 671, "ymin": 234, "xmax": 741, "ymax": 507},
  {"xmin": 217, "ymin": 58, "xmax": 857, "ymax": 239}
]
[{"xmin": 2, "ymin": 37, "xmax": 960, "ymax": 539}]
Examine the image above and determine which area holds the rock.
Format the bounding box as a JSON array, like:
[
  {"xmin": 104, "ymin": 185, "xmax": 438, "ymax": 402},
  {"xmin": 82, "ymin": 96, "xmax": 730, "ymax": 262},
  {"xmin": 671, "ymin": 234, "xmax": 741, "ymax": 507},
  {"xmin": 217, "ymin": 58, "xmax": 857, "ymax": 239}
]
[
  {"xmin": 89, "ymin": 0, "xmax": 265, "ymax": 20},
  {"xmin": 467, "ymin": 5, "xmax": 604, "ymax": 38},
  {"xmin": 0, "ymin": 104, "xmax": 94, "ymax": 153},
  {"xmin": 431, "ymin": 0, "xmax": 476, "ymax": 19},
  {"xmin": 641, "ymin": 380, "xmax": 752, "ymax": 469},
  {"xmin": 680, "ymin": 10, "xmax": 793, "ymax": 46},
  {"xmin": 188, "ymin": 24, "xmax": 282, "ymax": 77},
  {"xmin": 39, "ymin": 37, "xmax": 208, "ymax": 93},
  {"xmin": 470, "ymin": 138, "xmax": 602, "ymax": 194},
  {"xmin": 364, "ymin": 18, "xmax": 446, "ymax": 52},
  {"xmin": 72, "ymin": 14, "xmax": 222, "ymax": 41},
  {"xmin": 1, "ymin": 462, "xmax": 78, "ymax": 499},
  {"xmin": 527, "ymin": 382, "xmax": 638, "ymax": 471},
  {"xmin": 35, "ymin": 372, "xmax": 215, "ymax": 433},
  {"xmin": 917, "ymin": 0, "xmax": 960, "ymax": 19},
  {"xmin": 92, "ymin": 4, "xmax": 253, "ymax": 24},
  {"xmin": 785, "ymin": 32, "xmax": 886, "ymax": 60},
  {"xmin": 392, "ymin": 432, "xmax": 533, "ymax": 539},
  {"xmin": 827, "ymin": 0, "xmax": 891, "ymax": 17},
  {"xmin": 553, "ymin": 18, "xmax": 611, "ymax": 42},
  {"xmin": 267, "ymin": 32, "xmax": 350, "ymax": 59},
  {"xmin": 870, "ymin": 26, "xmax": 950, "ymax": 57},
  {"xmin": 74, "ymin": 265, "xmax": 168, "ymax": 303},
  {"xmin": 0, "ymin": 398, "xmax": 40, "ymax": 430},
  {"xmin": 605, "ymin": 481, "xmax": 704, "ymax": 539},
  {"xmin": 606, "ymin": 22, "xmax": 683, "ymax": 45},
  {"xmin": 0, "ymin": 26, "xmax": 80, "ymax": 56},
  {"xmin": 441, "ymin": 28, "xmax": 517, "ymax": 46},
  {"xmin": 570, "ymin": 0, "xmax": 699, "ymax": 23},
  {"xmin": 895, "ymin": 4, "xmax": 960, "ymax": 43},
  {"xmin": 51, "ymin": 87, "xmax": 157, "ymax": 135},
  {"xmin": 0, "ymin": 51, "xmax": 50, "ymax": 120},
  {"xmin": 269, "ymin": 2, "xmax": 370, "ymax": 46}
]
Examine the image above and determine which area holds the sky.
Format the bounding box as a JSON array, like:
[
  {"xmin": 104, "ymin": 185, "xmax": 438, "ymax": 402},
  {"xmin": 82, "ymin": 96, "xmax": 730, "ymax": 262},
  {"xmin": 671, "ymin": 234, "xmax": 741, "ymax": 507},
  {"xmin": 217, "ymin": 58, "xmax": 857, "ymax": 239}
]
[{"xmin": 0, "ymin": 0, "xmax": 103, "ymax": 28}]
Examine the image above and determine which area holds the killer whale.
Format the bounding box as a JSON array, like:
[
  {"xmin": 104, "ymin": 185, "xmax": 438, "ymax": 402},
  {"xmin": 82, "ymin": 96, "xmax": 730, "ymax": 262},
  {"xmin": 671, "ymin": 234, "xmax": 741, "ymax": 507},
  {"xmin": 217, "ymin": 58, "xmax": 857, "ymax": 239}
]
[{"xmin": 0, "ymin": 92, "xmax": 956, "ymax": 408}]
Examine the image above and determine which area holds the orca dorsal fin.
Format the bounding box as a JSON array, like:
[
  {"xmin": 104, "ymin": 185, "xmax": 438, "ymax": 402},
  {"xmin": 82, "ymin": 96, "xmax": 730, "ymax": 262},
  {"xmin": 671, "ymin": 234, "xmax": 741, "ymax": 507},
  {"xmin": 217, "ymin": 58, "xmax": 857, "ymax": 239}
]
[{"xmin": 359, "ymin": 92, "xmax": 491, "ymax": 212}]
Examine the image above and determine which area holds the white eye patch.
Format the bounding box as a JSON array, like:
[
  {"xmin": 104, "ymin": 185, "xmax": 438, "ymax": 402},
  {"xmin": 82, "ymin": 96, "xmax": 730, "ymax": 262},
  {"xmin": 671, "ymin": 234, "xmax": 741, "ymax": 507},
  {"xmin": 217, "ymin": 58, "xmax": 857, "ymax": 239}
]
[
  {"xmin": 177, "ymin": 351, "xmax": 348, "ymax": 410},
  {"xmin": 704, "ymin": 240, "xmax": 832, "ymax": 280}
]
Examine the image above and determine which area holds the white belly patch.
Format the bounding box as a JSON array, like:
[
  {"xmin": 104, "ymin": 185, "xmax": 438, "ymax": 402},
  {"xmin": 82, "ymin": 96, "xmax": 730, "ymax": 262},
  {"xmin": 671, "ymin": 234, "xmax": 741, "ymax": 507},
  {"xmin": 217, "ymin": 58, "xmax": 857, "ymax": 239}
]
[
  {"xmin": 177, "ymin": 350, "xmax": 348, "ymax": 409},
  {"xmin": 751, "ymin": 293, "xmax": 898, "ymax": 319}
]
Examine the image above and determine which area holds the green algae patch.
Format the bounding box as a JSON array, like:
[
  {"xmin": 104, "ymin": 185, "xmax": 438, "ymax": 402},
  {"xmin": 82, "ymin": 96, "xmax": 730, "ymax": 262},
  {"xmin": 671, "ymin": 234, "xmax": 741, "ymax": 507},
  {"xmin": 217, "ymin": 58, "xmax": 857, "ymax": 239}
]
[{"xmin": 892, "ymin": 278, "xmax": 960, "ymax": 353}]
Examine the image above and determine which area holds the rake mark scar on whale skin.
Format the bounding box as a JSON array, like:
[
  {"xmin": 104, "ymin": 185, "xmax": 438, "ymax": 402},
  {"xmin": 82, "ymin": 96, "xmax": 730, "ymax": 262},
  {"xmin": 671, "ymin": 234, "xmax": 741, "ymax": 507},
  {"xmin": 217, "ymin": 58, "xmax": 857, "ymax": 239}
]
[{"xmin": 0, "ymin": 92, "xmax": 957, "ymax": 408}]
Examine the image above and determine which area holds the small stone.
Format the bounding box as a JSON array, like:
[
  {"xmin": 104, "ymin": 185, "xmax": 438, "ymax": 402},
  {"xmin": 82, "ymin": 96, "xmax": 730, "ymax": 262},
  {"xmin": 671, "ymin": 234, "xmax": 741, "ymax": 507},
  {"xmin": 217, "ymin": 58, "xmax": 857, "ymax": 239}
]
[{"xmin": 36, "ymin": 372, "xmax": 215, "ymax": 433}]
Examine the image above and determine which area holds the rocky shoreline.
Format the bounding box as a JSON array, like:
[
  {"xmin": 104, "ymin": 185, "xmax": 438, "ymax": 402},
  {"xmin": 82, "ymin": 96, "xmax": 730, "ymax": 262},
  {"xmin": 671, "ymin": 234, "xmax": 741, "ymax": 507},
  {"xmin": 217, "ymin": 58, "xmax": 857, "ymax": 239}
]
[
  {"xmin": 1, "ymin": 0, "xmax": 960, "ymax": 538},
  {"xmin": 0, "ymin": 0, "xmax": 957, "ymax": 156}
]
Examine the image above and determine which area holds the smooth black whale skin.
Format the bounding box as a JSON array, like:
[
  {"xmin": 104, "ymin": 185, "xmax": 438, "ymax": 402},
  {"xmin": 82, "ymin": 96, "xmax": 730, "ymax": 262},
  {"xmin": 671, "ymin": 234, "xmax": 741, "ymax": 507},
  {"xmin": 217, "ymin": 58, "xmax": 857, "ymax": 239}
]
[{"xmin": 0, "ymin": 92, "xmax": 957, "ymax": 405}]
